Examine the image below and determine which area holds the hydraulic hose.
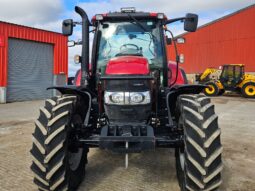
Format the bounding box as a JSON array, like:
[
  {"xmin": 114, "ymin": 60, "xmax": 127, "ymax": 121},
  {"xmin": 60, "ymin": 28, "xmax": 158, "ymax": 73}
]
[{"xmin": 168, "ymin": 29, "xmax": 180, "ymax": 87}]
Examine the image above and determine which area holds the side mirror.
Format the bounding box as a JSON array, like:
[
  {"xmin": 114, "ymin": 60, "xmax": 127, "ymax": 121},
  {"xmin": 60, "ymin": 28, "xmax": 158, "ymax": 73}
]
[
  {"xmin": 184, "ymin": 13, "xmax": 198, "ymax": 32},
  {"xmin": 62, "ymin": 19, "xmax": 73, "ymax": 36}
]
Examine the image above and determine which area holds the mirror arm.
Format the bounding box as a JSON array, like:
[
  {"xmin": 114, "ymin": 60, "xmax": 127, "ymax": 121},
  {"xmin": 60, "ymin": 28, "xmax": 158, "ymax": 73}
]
[
  {"xmin": 163, "ymin": 17, "xmax": 186, "ymax": 25},
  {"xmin": 89, "ymin": 29, "xmax": 96, "ymax": 33},
  {"xmin": 73, "ymin": 21, "xmax": 82, "ymax": 26},
  {"xmin": 165, "ymin": 29, "xmax": 180, "ymax": 87}
]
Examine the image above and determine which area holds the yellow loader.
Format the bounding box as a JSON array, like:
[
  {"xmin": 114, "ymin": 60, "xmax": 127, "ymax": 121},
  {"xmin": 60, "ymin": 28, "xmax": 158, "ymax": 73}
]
[{"xmin": 198, "ymin": 64, "xmax": 255, "ymax": 98}]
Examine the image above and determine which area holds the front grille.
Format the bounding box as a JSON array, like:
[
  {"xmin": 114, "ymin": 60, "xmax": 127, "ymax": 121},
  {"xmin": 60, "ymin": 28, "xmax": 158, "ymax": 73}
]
[
  {"xmin": 103, "ymin": 77, "xmax": 152, "ymax": 123},
  {"xmin": 104, "ymin": 79, "xmax": 151, "ymax": 91}
]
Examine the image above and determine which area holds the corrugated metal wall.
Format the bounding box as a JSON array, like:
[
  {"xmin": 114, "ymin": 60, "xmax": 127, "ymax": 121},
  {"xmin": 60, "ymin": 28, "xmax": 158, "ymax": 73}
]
[
  {"xmin": 167, "ymin": 5, "xmax": 255, "ymax": 74},
  {"xmin": 0, "ymin": 21, "xmax": 68, "ymax": 87},
  {"xmin": 7, "ymin": 38, "xmax": 53, "ymax": 102}
]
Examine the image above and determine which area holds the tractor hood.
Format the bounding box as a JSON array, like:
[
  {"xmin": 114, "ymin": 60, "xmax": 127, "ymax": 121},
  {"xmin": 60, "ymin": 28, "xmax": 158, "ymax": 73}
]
[
  {"xmin": 103, "ymin": 56, "xmax": 151, "ymax": 123},
  {"xmin": 105, "ymin": 56, "xmax": 150, "ymax": 75}
]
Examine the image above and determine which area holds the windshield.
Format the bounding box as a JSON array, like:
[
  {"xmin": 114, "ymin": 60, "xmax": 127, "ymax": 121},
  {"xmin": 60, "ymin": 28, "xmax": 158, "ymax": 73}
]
[{"xmin": 96, "ymin": 20, "xmax": 163, "ymax": 72}]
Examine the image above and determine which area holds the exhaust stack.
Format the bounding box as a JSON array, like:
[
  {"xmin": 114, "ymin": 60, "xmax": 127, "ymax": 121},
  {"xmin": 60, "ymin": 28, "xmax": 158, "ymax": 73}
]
[{"xmin": 75, "ymin": 6, "xmax": 90, "ymax": 86}]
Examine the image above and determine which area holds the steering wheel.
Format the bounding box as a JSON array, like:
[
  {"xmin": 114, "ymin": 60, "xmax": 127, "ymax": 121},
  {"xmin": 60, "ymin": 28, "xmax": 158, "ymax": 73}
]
[
  {"xmin": 115, "ymin": 43, "xmax": 142, "ymax": 57},
  {"xmin": 120, "ymin": 43, "xmax": 139, "ymax": 53},
  {"xmin": 120, "ymin": 44, "xmax": 140, "ymax": 54}
]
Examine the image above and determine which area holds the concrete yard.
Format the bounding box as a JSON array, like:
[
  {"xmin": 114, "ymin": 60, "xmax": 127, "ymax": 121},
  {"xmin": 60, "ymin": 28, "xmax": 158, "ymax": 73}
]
[{"xmin": 0, "ymin": 96, "xmax": 255, "ymax": 191}]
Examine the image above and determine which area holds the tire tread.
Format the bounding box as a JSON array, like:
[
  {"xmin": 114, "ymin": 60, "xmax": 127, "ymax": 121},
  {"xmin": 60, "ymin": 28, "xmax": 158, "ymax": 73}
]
[
  {"xmin": 177, "ymin": 94, "xmax": 222, "ymax": 191},
  {"xmin": 31, "ymin": 95, "xmax": 87, "ymax": 191}
]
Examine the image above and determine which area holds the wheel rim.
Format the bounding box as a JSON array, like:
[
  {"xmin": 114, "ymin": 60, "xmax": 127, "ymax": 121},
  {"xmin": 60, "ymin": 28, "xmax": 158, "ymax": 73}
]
[
  {"xmin": 69, "ymin": 148, "xmax": 83, "ymax": 171},
  {"xmin": 179, "ymin": 149, "xmax": 185, "ymax": 171},
  {"xmin": 245, "ymin": 85, "xmax": 255, "ymax": 96},
  {"xmin": 205, "ymin": 85, "xmax": 215, "ymax": 94}
]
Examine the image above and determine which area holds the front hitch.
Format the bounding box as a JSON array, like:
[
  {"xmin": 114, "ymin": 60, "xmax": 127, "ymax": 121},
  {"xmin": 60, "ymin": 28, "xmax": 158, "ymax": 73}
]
[{"xmin": 99, "ymin": 125, "xmax": 155, "ymax": 153}]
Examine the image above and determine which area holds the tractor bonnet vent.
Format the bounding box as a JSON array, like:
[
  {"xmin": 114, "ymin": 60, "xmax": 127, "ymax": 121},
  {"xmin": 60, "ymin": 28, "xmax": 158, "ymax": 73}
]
[{"xmin": 121, "ymin": 7, "xmax": 136, "ymax": 13}]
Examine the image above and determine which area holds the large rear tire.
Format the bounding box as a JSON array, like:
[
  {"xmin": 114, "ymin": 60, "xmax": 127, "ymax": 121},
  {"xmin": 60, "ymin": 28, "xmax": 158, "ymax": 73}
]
[
  {"xmin": 241, "ymin": 82, "xmax": 255, "ymax": 98},
  {"xmin": 175, "ymin": 94, "xmax": 223, "ymax": 191},
  {"xmin": 30, "ymin": 95, "xmax": 88, "ymax": 191}
]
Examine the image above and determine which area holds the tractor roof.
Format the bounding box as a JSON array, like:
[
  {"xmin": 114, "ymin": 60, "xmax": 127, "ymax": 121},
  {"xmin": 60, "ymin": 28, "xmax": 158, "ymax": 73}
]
[
  {"xmin": 223, "ymin": 64, "xmax": 244, "ymax": 67},
  {"xmin": 92, "ymin": 7, "xmax": 167, "ymax": 23}
]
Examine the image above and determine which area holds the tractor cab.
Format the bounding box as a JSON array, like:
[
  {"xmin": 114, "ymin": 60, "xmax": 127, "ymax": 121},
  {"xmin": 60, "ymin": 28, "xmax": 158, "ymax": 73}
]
[
  {"xmin": 94, "ymin": 13, "xmax": 164, "ymax": 73},
  {"xmin": 220, "ymin": 64, "xmax": 244, "ymax": 88},
  {"xmin": 91, "ymin": 8, "xmax": 168, "ymax": 89}
]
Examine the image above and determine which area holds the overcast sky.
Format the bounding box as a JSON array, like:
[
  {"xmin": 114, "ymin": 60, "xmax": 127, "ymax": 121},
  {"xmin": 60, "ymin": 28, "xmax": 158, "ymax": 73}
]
[{"xmin": 0, "ymin": 0, "xmax": 254, "ymax": 76}]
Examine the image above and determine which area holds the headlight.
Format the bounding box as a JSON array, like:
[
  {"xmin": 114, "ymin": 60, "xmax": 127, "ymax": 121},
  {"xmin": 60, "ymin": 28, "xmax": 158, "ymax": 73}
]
[
  {"xmin": 104, "ymin": 92, "xmax": 124, "ymax": 105},
  {"xmin": 130, "ymin": 93, "xmax": 143, "ymax": 104},
  {"xmin": 130, "ymin": 92, "xmax": 150, "ymax": 104},
  {"xmin": 104, "ymin": 91, "xmax": 150, "ymax": 105},
  {"xmin": 111, "ymin": 92, "xmax": 124, "ymax": 104}
]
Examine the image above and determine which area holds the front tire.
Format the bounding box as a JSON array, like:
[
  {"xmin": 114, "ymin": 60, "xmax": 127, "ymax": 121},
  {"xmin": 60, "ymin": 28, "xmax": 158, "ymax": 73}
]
[
  {"xmin": 30, "ymin": 95, "xmax": 88, "ymax": 191},
  {"xmin": 204, "ymin": 82, "xmax": 219, "ymax": 96},
  {"xmin": 176, "ymin": 94, "xmax": 223, "ymax": 191}
]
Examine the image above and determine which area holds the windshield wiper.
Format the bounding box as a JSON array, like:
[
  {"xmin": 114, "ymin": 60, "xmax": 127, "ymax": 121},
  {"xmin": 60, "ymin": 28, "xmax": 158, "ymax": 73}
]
[
  {"xmin": 127, "ymin": 14, "xmax": 156, "ymax": 57},
  {"xmin": 128, "ymin": 14, "xmax": 148, "ymax": 32},
  {"xmin": 127, "ymin": 14, "xmax": 156, "ymax": 40}
]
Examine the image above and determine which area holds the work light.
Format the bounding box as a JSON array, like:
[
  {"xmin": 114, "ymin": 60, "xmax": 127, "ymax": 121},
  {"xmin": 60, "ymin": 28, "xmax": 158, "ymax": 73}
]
[
  {"xmin": 74, "ymin": 54, "xmax": 81, "ymax": 64},
  {"xmin": 95, "ymin": 14, "xmax": 104, "ymax": 21},
  {"xmin": 121, "ymin": 7, "xmax": 136, "ymax": 13},
  {"xmin": 157, "ymin": 13, "xmax": 164, "ymax": 19}
]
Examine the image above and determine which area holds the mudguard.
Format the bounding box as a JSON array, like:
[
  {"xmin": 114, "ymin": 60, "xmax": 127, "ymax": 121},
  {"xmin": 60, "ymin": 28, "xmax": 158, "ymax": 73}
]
[
  {"xmin": 167, "ymin": 84, "xmax": 206, "ymax": 94},
  {"xmin": 47, "ymin": 85, "xmax": 96, "ymax": 97},
  {"xmin": 166, "ymin": 84, "xmax": 207, "ymax": 124},
  {"xmin": 47, "ymin": 85, "xmax": 94, "ymax": 126}
]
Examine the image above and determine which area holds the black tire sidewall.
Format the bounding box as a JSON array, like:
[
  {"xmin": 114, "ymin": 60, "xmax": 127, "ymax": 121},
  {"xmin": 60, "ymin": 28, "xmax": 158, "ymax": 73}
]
[
  {"xmin": 175, "ymin": 148, "xmax": 187, "ymax": 191},
  {"xmin": 66, "ymin": 147, "xmax": 88, "ymax": 190},
  {"xmin": 175, "ymin": 100, "xmax": 187, "ymax": 191},
  {"xmin": 63, "ymin": 98, "xmax": 88, "ymax": 190},
  {"xmin": 65, "ymin": 97, "xmax": 89, "ymax": 191}
]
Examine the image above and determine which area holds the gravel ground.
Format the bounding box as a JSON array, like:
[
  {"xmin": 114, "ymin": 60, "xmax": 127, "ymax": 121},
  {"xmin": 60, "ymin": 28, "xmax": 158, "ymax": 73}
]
[{"xmin": 0, "ymin": 96, "xmax": 255, "ymax": 191}]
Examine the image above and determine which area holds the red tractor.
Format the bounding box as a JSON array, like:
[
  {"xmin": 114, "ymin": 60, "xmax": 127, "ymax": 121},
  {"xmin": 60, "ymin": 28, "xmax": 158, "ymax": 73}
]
[{"xmin": 31, "ymin": 7, "xmax": 222, "ymax": 191}]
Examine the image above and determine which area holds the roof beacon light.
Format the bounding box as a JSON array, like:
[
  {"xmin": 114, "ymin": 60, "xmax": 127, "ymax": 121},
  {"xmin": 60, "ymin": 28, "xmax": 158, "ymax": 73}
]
[
  {"xmin": 121, "ymin": 7, "xmax": 136, "ymax": 13},
  {"xmin": 157, "ymin": 13, "xmax": 164, "ymax": 19},
  {"xmin": 95, "ymin": 14, "xmax": 104, "ymax": 21}
]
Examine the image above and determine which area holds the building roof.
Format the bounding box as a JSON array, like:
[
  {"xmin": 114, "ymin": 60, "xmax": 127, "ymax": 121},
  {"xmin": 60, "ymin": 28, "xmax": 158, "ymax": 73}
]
[
  {"xmin": 0, "ymin": 20, "xmax": 62, "ymax": 35},
  {"xmin": 177, "ymin": 3, "xmax": 255, "ymax": 38}
]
